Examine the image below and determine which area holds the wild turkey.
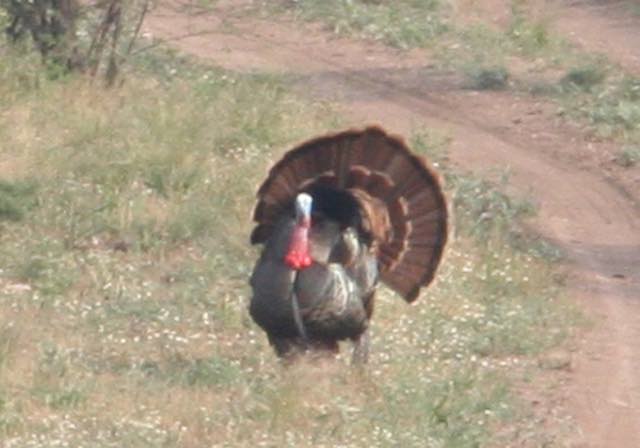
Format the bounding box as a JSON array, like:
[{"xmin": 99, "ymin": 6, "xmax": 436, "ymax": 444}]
[{"xmin": 249, "ymin": 126, "xmax": 448, "ymax": 362}]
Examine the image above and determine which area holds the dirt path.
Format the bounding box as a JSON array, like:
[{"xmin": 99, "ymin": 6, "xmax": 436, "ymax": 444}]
[
  {"xmin": 145, "ymin": 3, "xmax": 640, "ymax": 446},
  {"xmin": 551, "ymin": 0, "xmax": 640, "ymax": 76}
]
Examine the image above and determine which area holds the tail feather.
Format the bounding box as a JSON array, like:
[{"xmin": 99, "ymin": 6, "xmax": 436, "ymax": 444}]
[{"xmin": 251, "ymin": 126, "xmax": 448, "ymax": 302}]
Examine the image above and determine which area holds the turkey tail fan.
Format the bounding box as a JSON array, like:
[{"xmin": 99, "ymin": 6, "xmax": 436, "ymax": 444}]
[{"xmin": 251, "ymin": 126, "xmax": 448, "ymax": 302}]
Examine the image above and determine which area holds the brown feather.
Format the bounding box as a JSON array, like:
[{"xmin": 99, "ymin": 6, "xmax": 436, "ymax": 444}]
[{"xmin": 251, "ymin": 126, "xmax": 448, "ymax": 302}]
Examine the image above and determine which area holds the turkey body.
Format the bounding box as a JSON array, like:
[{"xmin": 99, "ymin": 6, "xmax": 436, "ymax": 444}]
[
  {"xmin": 250, "ymin": 202, "xmax": 377, "ymax": 358},
  {"xmin": 249, "ymin": 126, "xmax": 448, "ymax": 362}
]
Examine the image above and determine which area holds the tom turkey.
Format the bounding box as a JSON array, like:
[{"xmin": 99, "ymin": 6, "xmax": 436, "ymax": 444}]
[{"xmin": 249, "ymin": 126, "xmax": 448, "ymax": 362}]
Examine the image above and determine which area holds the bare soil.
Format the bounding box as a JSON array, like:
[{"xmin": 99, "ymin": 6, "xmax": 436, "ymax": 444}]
[
  {"xmin": 551, "ymin": 0, "xmax": 640, "ymax": 76},
  {"xmin": 145, "ymin": 2, "xmax": 640, "ymax": 446}
]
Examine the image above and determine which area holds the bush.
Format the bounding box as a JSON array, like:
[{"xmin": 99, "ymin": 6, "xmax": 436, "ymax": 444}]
[
  {"xmin": 616, "ymin": 145, "xmax": 640, "ymax": 167},
  {"xmin": 0, "ymin": 0, "xmax": 150, "ymax": 84},
  {"xmin": 2, "ymin": 0, "xmax": 83, "ymax": 72},
  {"xmin": 466, "ymin": 66, "xmax": 510, "ymax": 90},
  {"xmin": 561, "ymin": 65, "xmax": 606, "ymax": 92}
]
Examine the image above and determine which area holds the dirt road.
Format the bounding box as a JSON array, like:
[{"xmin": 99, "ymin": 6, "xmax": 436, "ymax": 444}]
[
  {"xmin": 551, "ymin": 0, "xmax": 640, "ymax": 76},
  {"xmin": 146, "ymin": 2, "xmax": 640, "ymax": 446}
]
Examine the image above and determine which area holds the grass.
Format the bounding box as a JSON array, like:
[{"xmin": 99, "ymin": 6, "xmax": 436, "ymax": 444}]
[
  {"xmin": 616, "ymin": 145, "xmax": 640, "ymax": 167},
  {"xmin": 0, "ymin": 179, "xmax": 38, "ymax": 222},
  {"xmin": 271, "ymin": 0, "xmax": 572, "ymax": 67},
  {"xmin": 560, "ymin": 65, "xmax": 607, "ymax": 92},
  {"xmin": 0, "ymin": 41, "xmax": 577, "ymax": 447},
  {"xmin": 269, "ymin": 0, "xmax": 449, "ymax": 49},
  {"xmin": 270, "ymin": 0, "xmax": 590, "ymax": 103},
  {"xmin": 557, "ymin": 69, "xmax": 640, "ymax": 142},
  {"xmin": 440, "ymin": 7, "xmax": 579, "ymax": 89},
  {"xmin": 464, "ymin": 65, "xmax": 510, "ymax": 90},
  {"xmin": 629, "ymin": 1, "xmax": 640, "ymax": 17}
]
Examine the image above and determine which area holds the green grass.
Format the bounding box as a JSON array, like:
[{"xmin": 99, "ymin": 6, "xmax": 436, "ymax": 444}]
[
  {"xmin": 0, "ymin": 43, "xmax": 576, "ymax": 446},
  {"xmin": 439, "ymin": 13, "xmax": 577, "ymax": 85},
  {"xmin": 182, "ymin": 0, "xmax": 219, "ymax": 11},
  {"xmin": 272, "ymin": 0, "xmax": 572, "ymax": 67},
  {"xmin": 560, "ymin": 64, "xmax": 607, "ymax": 92},
  {"xmin": 616, "ymin": 145, "xmax": 640, "ymax": 167},
  {"xmin": 271, "ymin": 0, "xmax": 449, "ymax": 49},
  {"xmin": 628, "ymin": 1, "xmax": 640, "ymax": 17},
  {"xmin": 558, "ymin": 71, "xmax": 640, "ymax": 141},
  {"xmin": 465, "ymin": 65, "xmax": 510, "ymax": 90},
  {"xmin": 0, "ymin": 179, "xmax": 38, "ymax": 222}
]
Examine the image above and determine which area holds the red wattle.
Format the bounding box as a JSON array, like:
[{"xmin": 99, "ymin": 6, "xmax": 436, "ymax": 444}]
[{"xmin": 284, "ymin": 224, "xmax": 312, "ymax": 270}]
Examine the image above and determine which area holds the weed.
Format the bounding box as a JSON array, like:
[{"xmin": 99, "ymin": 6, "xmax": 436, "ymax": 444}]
[
  {"xmin": 271, "ymin": 0, "xmax": 448, "ymax": 49},
  {"xmin": 0, "ymin": 393, "xmax": 22, "ymax": 437},
  {"xmin": 449, "ymin": 171, "xmax": 535, "ymax": 241},
  {"xmin": 0, "ymin": 180, "xmax": 38, "ymax": 222},
  {"xmin": 526, "ymin": 79, "xmax": 560, "ymax": 96},
  {"xmin": 182, "ymin": 0, "xmax": 219, "ymax": 12},
  {"xmin": 173, "ymin": 354, "xmax": 241, "ymax": 387},
  {"xmin": 29, "ymin": 343, "xmax": 88, "ymax": 410},
  {"xmin": 507, "ymin": 12, "xmax": 551, "ymax": 56},
  {"xmin": 629, "ymin": 1, "xmax": 640, "ymax": 17},
  {"xmin": 616, "ymin": 145, "xmax": 640, "ymax": 167},
  {"xmin": 559, "ymin": 73, "xmax": 640, "ymax": 140},
  {"xmin": 0, "ymin": 326, "xmax": 17, "ymax": 373},
  {"xmin": 34, "ymin": 386, "xmax": 87, "ymax": 410},
  {"xmin": 561, "ymin": 65, "xmax": 607, "ymax": 92},
  {"xmin": 465, "ymin": 65, "xmax": 510, "ymax": 90},
  {"xmin": 409, "ymin": 128, "xmax": 451, "ymax": 165}
]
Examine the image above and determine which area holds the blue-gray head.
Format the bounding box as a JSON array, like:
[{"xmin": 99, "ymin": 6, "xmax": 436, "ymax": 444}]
[
  {"xmin": 285, "ymin": 192, "xmax": 314, "ymax": 270},
  {"xmin": 294, "ymin": 192, "xmax": 313, "ymax": 225}
]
